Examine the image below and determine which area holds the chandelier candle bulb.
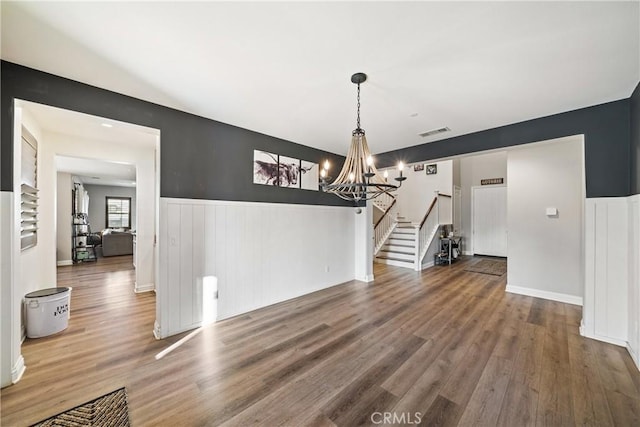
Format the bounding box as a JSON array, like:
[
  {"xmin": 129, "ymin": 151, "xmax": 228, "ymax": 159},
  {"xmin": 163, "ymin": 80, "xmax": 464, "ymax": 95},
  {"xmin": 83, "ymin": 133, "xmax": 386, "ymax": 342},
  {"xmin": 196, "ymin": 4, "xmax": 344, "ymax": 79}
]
[{"xmin": 384, "ymin": 170, "xmax": 389, "ymax": 181}]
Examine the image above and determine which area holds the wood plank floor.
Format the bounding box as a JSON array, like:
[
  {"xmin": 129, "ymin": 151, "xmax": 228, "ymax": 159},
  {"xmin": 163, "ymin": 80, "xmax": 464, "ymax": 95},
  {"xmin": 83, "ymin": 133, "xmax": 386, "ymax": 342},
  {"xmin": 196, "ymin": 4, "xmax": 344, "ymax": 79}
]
[{"xmin": 1, "ymin": 255, "xmax": 639, "ymax": 426}]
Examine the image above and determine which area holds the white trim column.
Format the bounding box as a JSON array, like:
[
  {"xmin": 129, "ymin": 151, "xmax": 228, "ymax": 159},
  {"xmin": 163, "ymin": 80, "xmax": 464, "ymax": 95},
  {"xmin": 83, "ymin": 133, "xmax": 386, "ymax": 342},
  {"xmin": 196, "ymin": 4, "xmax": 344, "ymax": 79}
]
[
  {"xmin": 582, "ymin": 197, "xmax": 630, "ymax": 347},
  {"xmin": 354, "ymin": 203, "xmax": 374, "ymax": 282}
]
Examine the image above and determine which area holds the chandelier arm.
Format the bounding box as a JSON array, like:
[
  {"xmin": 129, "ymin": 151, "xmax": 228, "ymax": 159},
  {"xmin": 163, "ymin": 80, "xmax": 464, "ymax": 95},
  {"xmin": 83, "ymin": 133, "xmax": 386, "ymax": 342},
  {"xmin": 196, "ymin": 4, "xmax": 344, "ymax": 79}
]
[{"xmin": 324, "ymin": 186, "xmax": 394, "ymax": 202}]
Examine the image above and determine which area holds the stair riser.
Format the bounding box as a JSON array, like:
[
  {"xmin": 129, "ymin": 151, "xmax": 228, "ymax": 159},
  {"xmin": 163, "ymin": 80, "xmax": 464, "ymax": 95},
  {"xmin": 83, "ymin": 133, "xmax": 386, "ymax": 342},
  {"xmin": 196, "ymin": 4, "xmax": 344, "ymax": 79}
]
[
  {"xmin": 374, "ymin": 258, "xmax": 415, "ymax": 269},
  {"xmin": 383, "ymin": 245, "xmax": 415, "ymax": 252},
  {"xmin": 378, "ymin": 252, "xmax": 415, "ymax": 261},
  {"xmin": 387, "ymin": 238, "xmax": 415, "ymax": 246},
  {"xmin": 393, "ymin": 226, "xmax": 416, "ymax": 234},
  {"xmin": 390, "ymin": 232, "xmax": 416, "ymax": 239}
]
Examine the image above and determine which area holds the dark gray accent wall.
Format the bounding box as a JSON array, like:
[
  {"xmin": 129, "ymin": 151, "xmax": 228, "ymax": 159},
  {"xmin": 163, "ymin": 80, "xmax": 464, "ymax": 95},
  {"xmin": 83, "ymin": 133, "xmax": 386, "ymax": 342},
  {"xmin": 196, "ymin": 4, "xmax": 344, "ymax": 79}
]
[
  {"xmin": 1, "ymin": 61, "xmax": 349, "ymax": 206},
  {"xmin": 376, "ymin": 99, "xmax": 632, "ymax": 198},
  {"xmin": 3, "ymin": 61, "xmax": 635, "ymax": 199},
  {"xmin": 631, "ymin": 82, "xmax": 640, "ymax": 195}
]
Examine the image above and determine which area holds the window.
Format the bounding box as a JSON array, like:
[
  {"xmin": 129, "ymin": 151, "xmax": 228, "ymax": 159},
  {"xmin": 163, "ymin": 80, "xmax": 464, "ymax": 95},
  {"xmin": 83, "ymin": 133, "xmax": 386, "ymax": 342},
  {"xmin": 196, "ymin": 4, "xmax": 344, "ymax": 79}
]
[{"xmin": 106, "ymin": 197, "xmax": 131, "ymax": 229}]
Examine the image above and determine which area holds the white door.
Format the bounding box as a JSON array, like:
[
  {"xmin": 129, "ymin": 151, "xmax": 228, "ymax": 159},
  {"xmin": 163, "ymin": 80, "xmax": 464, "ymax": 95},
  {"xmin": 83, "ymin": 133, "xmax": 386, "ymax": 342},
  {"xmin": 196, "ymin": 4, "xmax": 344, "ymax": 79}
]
[{"xmin": 472, "ymin": 186, "xmax": 507, "ymax": 257}]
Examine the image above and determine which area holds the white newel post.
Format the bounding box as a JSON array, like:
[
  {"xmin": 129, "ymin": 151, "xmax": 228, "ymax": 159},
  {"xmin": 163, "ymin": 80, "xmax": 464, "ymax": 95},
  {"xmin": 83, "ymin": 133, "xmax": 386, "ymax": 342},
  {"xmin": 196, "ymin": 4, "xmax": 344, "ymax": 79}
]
[
  {"xmin": 414, "ymin": 224, "xmax": 421, "ymax": 271},
  {"xmin": 355, "ymin": 203, "xmax": 374, "ymax": 282}
]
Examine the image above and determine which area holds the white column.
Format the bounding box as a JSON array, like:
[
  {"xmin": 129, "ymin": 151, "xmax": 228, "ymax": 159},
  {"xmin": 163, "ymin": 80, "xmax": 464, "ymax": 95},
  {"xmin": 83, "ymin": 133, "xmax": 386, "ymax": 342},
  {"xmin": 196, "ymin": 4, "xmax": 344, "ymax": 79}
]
[
  {"xmin": 582, "ymin": 197, "xmax": 628, "ymax": 346},
  {"xmin": 354, "ymin": 203, "xmax": 374, "ymax": 282}
]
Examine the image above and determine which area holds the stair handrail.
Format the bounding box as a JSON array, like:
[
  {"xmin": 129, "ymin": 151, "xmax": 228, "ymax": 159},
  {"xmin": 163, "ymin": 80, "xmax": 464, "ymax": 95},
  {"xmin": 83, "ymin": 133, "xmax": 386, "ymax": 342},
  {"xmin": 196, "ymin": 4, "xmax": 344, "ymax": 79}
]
[
  {"xmin": 374, "ymin": 197, "xmax": 398, "ymax": 255},
  {"xmin": 419, "ymin": 197, "xmax": 437, "ymax": 229},
  {"xmin": 415, "ymin": 192, "xmax": 452, "ymax": 270},
  {"xmin": 374, "ymin": 198, "xmax": 396, "ymax": 229},
  {"xmin": 418, "ymin": 193, "xmax": 450, "ymax": 229}
]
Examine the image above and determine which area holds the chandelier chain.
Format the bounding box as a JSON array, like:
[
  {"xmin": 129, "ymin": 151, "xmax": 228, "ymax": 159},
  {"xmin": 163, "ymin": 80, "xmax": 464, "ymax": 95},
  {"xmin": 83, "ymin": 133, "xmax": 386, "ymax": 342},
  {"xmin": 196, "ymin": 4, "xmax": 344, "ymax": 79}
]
[{"xmin": 356, "ymin": 83, "xmax": 361, "ymax": 130}]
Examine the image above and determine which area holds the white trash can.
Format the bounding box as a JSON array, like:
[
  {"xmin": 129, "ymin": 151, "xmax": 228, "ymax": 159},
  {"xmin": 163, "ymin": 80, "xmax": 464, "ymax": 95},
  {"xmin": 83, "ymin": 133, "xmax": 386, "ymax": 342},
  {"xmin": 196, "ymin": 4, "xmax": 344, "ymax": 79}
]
[{"xmin": 25, "ymin": 287, "xmax": 72, "ymax": 338}]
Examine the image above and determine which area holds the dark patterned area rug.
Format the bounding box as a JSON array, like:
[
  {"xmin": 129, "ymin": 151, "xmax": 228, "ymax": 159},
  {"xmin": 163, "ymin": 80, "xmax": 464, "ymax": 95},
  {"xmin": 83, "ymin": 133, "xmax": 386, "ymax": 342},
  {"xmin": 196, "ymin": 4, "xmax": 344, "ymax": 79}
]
[
  {"xmin": 31, "ymin": 387, "xmax": 129, "ymax": 427},
  {"xmin": 464, "ymin": 258, "xmax": 507, "ymax": 276}
]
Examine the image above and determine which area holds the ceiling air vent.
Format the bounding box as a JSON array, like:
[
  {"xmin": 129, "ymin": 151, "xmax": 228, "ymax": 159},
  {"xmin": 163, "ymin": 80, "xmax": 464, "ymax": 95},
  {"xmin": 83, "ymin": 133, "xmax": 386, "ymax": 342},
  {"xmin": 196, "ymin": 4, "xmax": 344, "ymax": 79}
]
[{"xmin": 419, "ymin": 127, "xmax": 451, "ymax": 138}]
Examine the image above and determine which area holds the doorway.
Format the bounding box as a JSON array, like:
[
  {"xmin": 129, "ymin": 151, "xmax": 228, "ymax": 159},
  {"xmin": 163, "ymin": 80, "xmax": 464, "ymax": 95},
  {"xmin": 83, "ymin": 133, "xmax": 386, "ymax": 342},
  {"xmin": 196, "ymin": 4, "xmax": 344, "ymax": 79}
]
[{"xmin": 4, "ymin": 100, "xmax": 160, "ymax": 385}]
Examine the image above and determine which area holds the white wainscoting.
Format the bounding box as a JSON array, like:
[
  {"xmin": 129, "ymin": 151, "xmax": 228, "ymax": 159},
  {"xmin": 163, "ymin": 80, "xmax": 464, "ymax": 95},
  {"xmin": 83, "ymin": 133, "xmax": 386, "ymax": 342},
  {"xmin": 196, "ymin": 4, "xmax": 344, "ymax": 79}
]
[
  {"xmin": 627, "ymin": 195, "xmax": 640, "ymax": 368},
  {"xmin": 156, "ymin": 198, "xmax": 356, "ymax": 338},
  {"xmin": 582, "ymin": 197, "xmax": 629, "ymax": 347}
]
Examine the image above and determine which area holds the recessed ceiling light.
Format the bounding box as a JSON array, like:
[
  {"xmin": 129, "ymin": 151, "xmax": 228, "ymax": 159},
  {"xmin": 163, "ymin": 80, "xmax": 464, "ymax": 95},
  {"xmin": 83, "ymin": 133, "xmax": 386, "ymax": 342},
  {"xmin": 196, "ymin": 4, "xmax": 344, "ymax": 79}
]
[{"xmin": 101, "ymin": 123, "xmax": 113, "ymax": 128}]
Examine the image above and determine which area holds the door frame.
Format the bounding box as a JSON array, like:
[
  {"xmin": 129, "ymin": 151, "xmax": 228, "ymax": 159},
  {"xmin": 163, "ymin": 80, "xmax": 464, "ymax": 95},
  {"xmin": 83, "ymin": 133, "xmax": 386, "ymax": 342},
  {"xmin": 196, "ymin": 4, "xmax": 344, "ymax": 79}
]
[{"xmin": 2, "ymin": 100, "xmax": 161, "ymax": 386}]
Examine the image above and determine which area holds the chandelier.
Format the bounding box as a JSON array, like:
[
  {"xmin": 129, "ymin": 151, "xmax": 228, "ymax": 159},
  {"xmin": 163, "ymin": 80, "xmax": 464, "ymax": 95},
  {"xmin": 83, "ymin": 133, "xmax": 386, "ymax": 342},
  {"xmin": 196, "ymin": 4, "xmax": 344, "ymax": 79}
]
[{"xmin": 320, "ymin": 73, "xmax": 406, "ymax": 202}]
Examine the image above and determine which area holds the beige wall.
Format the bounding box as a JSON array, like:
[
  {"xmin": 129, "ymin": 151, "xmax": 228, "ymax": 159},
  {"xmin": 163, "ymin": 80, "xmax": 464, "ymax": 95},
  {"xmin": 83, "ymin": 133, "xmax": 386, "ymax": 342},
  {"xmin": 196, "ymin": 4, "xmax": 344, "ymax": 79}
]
[
  {"xmin": 507, "ymin": 136, "xmax": 584, "ymax": 299},
  {"xmin": 56, "ymin": 172, "xmax": 72, "ymax": 264},
  {"xmin": 383, "ymin": 160, "xmax": 454, "ymax": 223}
]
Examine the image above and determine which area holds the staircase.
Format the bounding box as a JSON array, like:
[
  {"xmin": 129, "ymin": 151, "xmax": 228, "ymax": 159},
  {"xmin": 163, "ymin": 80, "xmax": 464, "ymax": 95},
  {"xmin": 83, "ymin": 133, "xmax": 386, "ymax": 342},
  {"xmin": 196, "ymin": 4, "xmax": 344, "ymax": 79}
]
[
  {"xmin": 373, "ymin": 192, "xmax": 452, "ymax": 271},
  {"xmin": 375, "ymin": 217, "xmax": 417, "ymax": 269}
]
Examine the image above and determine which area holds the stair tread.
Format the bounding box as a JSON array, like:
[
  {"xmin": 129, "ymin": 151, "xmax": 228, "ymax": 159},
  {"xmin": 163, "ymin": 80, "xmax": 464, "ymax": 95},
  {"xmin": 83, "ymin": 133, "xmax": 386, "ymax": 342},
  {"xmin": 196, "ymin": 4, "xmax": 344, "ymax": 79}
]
[
  {"xmin": 380, "ymin": 249, "xmax": 415, "ymax": 255},
  {"xmin": 376, "ymin": 255, "xmax": 414, "ymax": 263}
]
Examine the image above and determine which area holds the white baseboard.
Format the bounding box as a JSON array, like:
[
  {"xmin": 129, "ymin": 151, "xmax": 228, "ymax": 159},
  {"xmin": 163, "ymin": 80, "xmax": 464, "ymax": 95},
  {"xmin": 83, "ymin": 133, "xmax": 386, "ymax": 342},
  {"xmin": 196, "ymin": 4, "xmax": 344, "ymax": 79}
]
[
  {"xmin": 506, "ymin": 284, "xmax": 583, "ymax": 306},
  {"xmin": 153, "ymin": 321, "xmax": 161, "ymax": 340},
  {"xmin": 355, "ymin": 274, "xmax": 375, "ymax": 283},
  {"xmin": 12, "ymin": 355, "xmax": 25, "ymax": 384},
  {"xmin": 155, "ymin": 322, "xmax": 202, "ymax": 340},
  {"xmin": 463, "ymin": 251, "xmax": 473, "ymax": 256},
  {"xmin": 135, "ymin": 282, "xmax": 155, "ymax": 293},
  {"xmin": 421, "ymin": 260, "xmax": 435, "ymax": 270},
  {"xmin": 56, "ymin": 260, "xmax": 73, "ymax": 266},
  {"xmin": 579, "ymin": 324, "xmax": 627, "ymax": 347},
  {"xmin": 626, "ymin": 343, "xmax": 640, "ymax": 371}
]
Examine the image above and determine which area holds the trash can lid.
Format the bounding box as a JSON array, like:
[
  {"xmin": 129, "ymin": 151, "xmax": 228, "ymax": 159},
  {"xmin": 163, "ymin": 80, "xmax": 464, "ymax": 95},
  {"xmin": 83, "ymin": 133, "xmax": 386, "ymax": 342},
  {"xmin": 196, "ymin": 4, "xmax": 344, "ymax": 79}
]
[{"xmin": 25, "ymin": 287, "xmax": 71, "ymax": 298}]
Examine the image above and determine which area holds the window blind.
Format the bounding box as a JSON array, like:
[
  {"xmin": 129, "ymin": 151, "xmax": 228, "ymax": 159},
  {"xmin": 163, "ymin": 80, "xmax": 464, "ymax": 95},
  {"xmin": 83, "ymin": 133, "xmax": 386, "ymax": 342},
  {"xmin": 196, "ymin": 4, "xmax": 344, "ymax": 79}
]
[{"xmin": 21, "ymin": 126, "xmax": 38, "ymax": 250}]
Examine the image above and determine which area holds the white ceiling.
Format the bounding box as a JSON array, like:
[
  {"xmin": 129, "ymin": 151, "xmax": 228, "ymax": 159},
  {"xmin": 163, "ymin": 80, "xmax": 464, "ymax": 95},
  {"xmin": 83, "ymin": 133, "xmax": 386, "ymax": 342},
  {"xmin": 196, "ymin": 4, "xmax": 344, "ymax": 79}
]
[
  {"xmin": 18, "ymin": 100, "xmax": 158, "ymax": 187},
  {"xmin": 2, "ymin": 2, "xmax": 639, "ymax": 156},
  {"xmin": 19, "ymin": 100, "xmax": 159, "ymax": 148},
  {"xmin": 56, "ymin": 156, "xmax": 137, "ymax": 188}
]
